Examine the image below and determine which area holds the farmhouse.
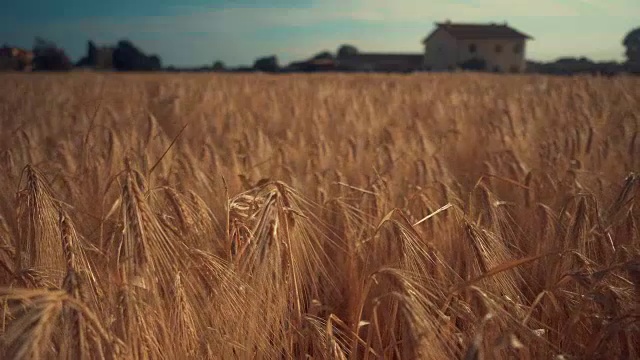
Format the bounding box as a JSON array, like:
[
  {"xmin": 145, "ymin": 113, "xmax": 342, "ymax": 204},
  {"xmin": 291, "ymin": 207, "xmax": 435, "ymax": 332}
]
[{"xmin": 423, "ymin": 21, "xmax": 533, "ymax": 73}]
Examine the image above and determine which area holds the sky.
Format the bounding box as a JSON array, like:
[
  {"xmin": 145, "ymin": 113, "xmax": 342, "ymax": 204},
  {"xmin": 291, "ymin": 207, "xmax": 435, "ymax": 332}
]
[{"xmin": 1, "ymin": 0, "xmax": 638, "ymax": 67}]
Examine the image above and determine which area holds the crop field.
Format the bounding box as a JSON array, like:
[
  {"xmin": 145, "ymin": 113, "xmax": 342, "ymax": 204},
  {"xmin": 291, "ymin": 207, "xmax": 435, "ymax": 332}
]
[{"xmin": 0, "ymin": 72, "xmax": 638, "ymax": 359}]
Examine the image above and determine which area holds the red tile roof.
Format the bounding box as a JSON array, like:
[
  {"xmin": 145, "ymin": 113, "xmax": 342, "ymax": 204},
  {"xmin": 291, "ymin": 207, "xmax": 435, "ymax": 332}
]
[{"xmin": 423, "ymin": 22, "xmax": 533, "ymax": 43}]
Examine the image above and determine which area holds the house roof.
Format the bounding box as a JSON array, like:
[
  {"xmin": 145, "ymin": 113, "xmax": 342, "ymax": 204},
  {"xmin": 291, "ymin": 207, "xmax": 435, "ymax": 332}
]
[{"xmin": 423, "ymin": 22, "xmax": 533, "ymax": 43}]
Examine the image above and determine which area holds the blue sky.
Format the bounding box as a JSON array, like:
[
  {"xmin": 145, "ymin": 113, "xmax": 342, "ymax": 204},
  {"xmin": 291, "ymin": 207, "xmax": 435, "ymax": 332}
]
[{"xmin": 1, "ymin": 0, "xmax": 638, "ymax": 67}]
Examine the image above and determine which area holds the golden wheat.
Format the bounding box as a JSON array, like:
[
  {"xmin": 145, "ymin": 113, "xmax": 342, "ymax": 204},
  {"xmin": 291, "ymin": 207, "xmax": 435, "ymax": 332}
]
[{"xmin": 0, "ymin": 72, "xmax": 638, "ymax": 359}]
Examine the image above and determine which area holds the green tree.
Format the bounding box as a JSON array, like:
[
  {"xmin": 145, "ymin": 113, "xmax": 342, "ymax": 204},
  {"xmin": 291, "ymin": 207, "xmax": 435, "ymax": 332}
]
[
  {"xmin": 253, "ymin": 55, "xmax": 279, "ymax": 72},
  {"xmin": 32, "ymin": 37, "xmax": 73, "ymax": 71},
  {"xmin": 623, "ymin": 27, "xmax": 640, "ymax": 64},
  {"xmin": 312, "ymin": 51, "xmax": 333, "ymax": 60},
  {"xmin": 337, "ymin": 44, "xmax": 358, "ymax": 58},
  {"xmin": 212, "ymin": 60, "xmax": 226, "ymax": 71}
]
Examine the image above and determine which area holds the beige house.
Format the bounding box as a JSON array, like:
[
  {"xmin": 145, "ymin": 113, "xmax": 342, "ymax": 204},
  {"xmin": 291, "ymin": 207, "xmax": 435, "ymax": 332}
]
[{"xmin": 423, "ymin": 21, "xmax": 533, "ymax": 72}]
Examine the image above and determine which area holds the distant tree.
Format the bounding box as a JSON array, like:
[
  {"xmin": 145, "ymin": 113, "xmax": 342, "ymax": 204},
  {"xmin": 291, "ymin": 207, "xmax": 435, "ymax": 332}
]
[
  {"xmin": 312, "ymin": 51, "xmax": 333, "ymax": 60},
  {"xmin": 623, "ymin": 28, "xmax": 640, "ymax": 60},
  {"xmin": 148, "ymin": 55, "xmax": 161, "ymax": 70},
  {"xmin": 212, "ymin": 60, "xmax": 226, "ymax": 71},
  {"xmin": 623, "ymin": 27, "xmax": 640, "ymax": 67},
  {"xmin": 525, "ymin": 57, "xmax": 624, "ymax": 76},
  {"xmin": 337, "ymin": 44, "xmax": 358, "ymax": 58},
  {"xmin": 113, "ymin": 40, "xmax": 161, "ymax": 71},
  {"xmin": 32, "ymin": 37, "xmax": 72, "ymax": 71},
  {"xmin": 113, "ymin": 40, "xmax": 142, "ymax": 70},
  {"xmin": 76, "ymin": 40, "xmax": 99, "ymax": 67},
  {"xmin": 33, "ymin": 37, "xmax": 54, "ymax": 53},
  {"xmin": 253, "ymin": 55, "xmax": 279, "ymax": 72},
  {"xmin": 88, "ymin": 40, "xmax": 98, "ymax": 65}
]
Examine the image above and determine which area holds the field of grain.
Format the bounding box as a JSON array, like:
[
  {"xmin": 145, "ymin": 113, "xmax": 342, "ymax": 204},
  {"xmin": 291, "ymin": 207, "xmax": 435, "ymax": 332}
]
[{"xmin": 0, "ymin": 72, "xmax": 638, "ymax": 359}]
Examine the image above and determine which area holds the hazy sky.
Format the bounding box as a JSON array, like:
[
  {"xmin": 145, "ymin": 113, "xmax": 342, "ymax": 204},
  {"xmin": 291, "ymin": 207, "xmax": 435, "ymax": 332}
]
[{"xmin": 1, "ymin": 0, "xmax": 638, "ymax": 67}]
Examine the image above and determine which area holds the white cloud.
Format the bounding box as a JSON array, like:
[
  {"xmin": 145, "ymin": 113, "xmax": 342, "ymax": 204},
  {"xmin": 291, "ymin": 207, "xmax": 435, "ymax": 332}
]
[
  {"xmin": 32, "ymin": 0, "xmax": 639, "ymax": 40},
  {"xmin": 352, "ymin": 0, "xmax": 639, "ymax": 19},
  {"xmin": 573, "ymin": 0, "xmax": 640, "ymax": 15},
  {"xmin": 328, "ymin": 0, "xmax": 580, "ymax": 20}
]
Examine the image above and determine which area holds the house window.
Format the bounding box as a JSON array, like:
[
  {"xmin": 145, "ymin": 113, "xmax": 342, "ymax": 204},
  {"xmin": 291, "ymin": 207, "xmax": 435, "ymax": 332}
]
[
  {"xmin": 495, "ymin": 44, "xmax": 503, "ymax": 53},
  {"xmin": 469, "ymin": 44, "xmax": 477, "ymax": 53},
  {"xmin": 514, "ymin": 44, "xmax": 522, "ymax": 54}
]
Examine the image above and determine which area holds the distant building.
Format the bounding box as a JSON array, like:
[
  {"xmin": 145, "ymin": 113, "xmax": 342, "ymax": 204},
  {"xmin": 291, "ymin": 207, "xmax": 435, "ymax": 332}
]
[
  {"xmin": 76, "ymin": 40, "xmax": 160, "ymax": 71},
  {"xmin": 337, "ymin": 53, "xmax": 424, "ymax": 72},
  {"xmin": 285, "ymin": 58, "xmax": 337, "ymax": 72},
  {"xmin": 423, "ymin": 21, "xmax": 533, "ymax": 72},
  {"xmin": 76, "ymin": 42, "xmax": 114, "ymax": 70},
  {"xmin": 0, "ymin": 46, "xmax": 34, "ymax": 71},
  {"xmin": 94, "ymin": 46, "xmax": 114, "ymax": 69}
]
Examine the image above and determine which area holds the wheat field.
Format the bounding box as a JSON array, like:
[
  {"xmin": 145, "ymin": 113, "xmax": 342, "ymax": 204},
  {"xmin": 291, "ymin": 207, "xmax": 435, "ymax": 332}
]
[{"xmin": 0, "ymin": 72, "xmax": 638, "ymax": 359}]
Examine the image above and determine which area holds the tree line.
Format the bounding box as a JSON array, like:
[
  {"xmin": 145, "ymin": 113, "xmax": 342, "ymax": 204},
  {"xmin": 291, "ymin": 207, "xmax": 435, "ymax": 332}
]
[
  {"xmin": 1, "ymin": 27, "xmax": 639, "ymax": 74},
  {"xmin": 0, "ymin": 38, "xmax": 163, "ymax": 72}
]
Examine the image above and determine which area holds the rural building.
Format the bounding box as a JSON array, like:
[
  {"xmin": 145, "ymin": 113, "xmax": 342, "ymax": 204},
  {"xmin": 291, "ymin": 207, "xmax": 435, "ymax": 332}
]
[
  {"xmin": 93, "ymin": 46, "xmax": 114, "ymax": 69},
  {"xmin": 0, "ymin": 46, "xmax": 33, "ymax": 71},
  {"xmin": 423, "ymin": 21, "xmax": 533, "ymax": 73},
  {"xmin": 337, "ymin": 53, "xmax": 424, "ymax": 72},
  {"xmin": 77, "ymin": 42, "xmax": 115, "ymax": 70},
  {"xmin": 285, "ymin": 58, "xmax": 337, "ymax": 72}
]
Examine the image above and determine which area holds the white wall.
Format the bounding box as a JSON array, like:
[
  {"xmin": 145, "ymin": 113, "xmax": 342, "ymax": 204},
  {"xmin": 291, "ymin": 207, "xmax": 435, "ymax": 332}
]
[
  {"xmin": 424, "ymin": 29, "xmax": 528, "ymax": 72},
  {"xmin": 423, "ymin": 29, "xmax": 458, "ymax": 71},
  {"xmin": 456, "ymin": 38, "xmax": 527, "ymax": 72}
]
